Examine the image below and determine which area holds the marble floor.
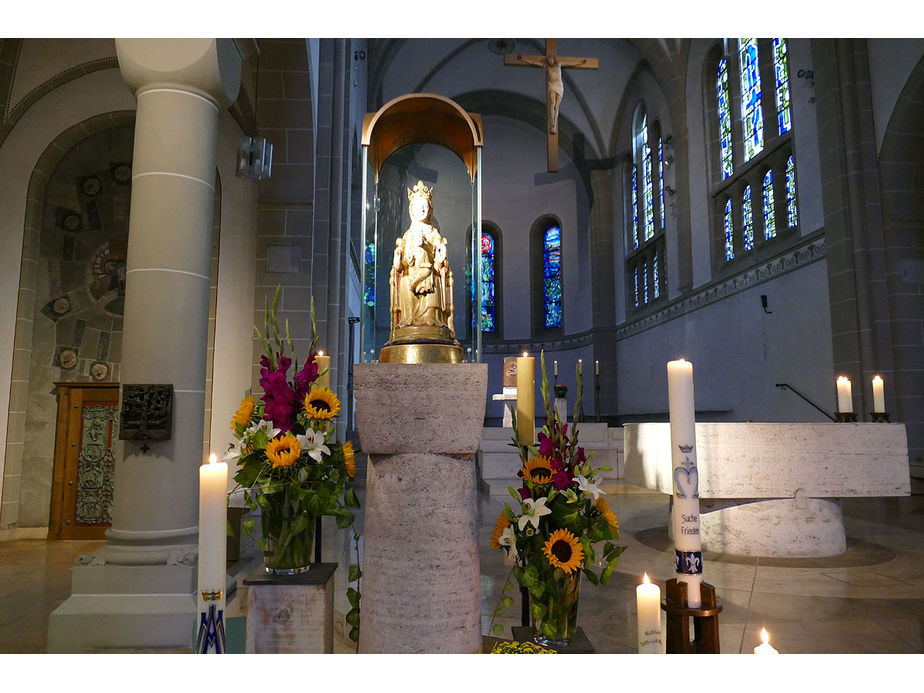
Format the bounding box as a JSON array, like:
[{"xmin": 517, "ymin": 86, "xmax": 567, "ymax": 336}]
[{"xmin": 1, "ymin": 478, "xmax": 922, "ymax": 655}]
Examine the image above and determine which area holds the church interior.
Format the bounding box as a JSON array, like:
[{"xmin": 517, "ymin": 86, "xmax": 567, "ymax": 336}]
[{"xmin": 0, "ymin": 25, "xmax": 922, "ymax": 665}]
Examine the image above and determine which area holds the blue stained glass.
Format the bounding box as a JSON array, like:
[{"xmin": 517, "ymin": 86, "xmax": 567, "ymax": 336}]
[
  {"xmin": 724, "ymin": 199, "xmax": 734, "ymax": 261},
  {"xmin": 653, "ymin": 251, "xmax": 660, "ymax": 299},
  {"xmin": 658, "ymin": 138, "xmax": 666, "ymax": 230},
  {"xmin": 363, "ymin": 241, "xmax": 375, "ymax": 307},
  {"xmin": 632, "ymin": 164, "xmax": 639, "ymax": 249},
  {"xmin": 763, "ymin": 169, "xmax": 776, "ymax": 239},
  {"xmin": 633, "ymin": 266, "xmax": 639, "ymax": 308},
  {"xmin": 717, "ymin": 58, "xmax": 733, "ymax": 179},
  {"xmin": 543, "ymin": 226, "xmax": 563, "ymax": 328},
  {"xmin": 642, "ymin": 260, "xmax": 649, "ymax": 304},
  {"xmin": 738, "ymin": 38, "xmax": 764, "ymax": 161},
  {"xmin": 642, "ymin": 115, "xmax": 654, "ymax": 240},
  {"xmin": 743, "ymin": 185, "xmax": 754, "ymax": 251},
  {"xmin": 786, "ymin": 155, "xmax": 799, "ymax": 227},
  {"xmin": 480, "ymin": 231, "xmax": 495, "ymax": 332},
  {"xmin": 774, "ymin": 38, "xmax": 792, "ymax": 135}
]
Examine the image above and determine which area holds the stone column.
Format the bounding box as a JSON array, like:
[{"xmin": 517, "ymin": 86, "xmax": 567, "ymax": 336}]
[
  {"xmin": 354, "ymin": 363, "xmax": 487, "ymax": 653},
  {"xmin": 47, "ymin": 39, "xmax": 241, "ymax": 652}
]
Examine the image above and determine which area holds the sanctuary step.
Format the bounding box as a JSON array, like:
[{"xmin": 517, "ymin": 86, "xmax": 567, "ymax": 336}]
[{"xmin": 479, "ymin": 423, "xmax": 624, "ymax": 497}]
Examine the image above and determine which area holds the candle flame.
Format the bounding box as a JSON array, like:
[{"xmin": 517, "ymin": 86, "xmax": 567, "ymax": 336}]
[
  {"xmin": 873, "ymin": 375, "xmax": 882, "ymax": 382},
  {"xmin": 643, "ymin": 572, "xmax": 650, "ymax": 584},
  {"xmin": 208, "ymin": 453, "xmax": 216, "ymax": 465},
  {"xmin": 523, "ymin": 352, "xmax": 528, "ymax": 358},
  {"xmin": 837, "ymin": 375, "xmax": 849, "ymax": 383},
  {"xmin": 318, "ymin": 350, "xmax": 324, "ymax": 357},
  {"xmin": 760, "ymin": 627, "xmax": 770, "ymax": 645}
]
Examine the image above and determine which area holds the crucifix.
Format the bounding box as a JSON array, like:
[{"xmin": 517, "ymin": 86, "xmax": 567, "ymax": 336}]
[{"xmin": 504, "ymin": 38, "xmax": 598, "ymax": 172}]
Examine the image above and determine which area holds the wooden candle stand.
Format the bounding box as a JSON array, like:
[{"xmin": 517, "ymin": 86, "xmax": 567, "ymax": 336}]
[{"xmin": 661, "ymin": 579, "xmax": 722, "ymax": 654}]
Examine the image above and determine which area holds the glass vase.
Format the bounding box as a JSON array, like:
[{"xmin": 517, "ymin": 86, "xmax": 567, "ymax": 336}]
[
  {"xmin": 259, "ymin": 491, "xmax": 314, "ymax": 575},
  {"xmin": 531, "ymin": 570, "xmax": 581, "ymax": 647}
]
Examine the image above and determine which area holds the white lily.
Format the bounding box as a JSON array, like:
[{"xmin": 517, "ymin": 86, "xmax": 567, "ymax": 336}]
[
  {"xmin": 575, "ymin": 474, "xmax": 605, "ymax": 501},
  {"xmin": 499, "ymin": 525, "xmax": 518, "ymax": 559},
  {"xmin": 297, "ymin": 428, "xmax": 330, "ymax": 462},
  {"xmin": 254, "ymin": 419, "xmax": 281, "ymax": 440},
  {"xmin": 222, "ymin": 438, "xmax": 244, "ymax": 463},
  {"xmin": 518, "ymin": 496, "xmax": 551, "ymax": 531}
]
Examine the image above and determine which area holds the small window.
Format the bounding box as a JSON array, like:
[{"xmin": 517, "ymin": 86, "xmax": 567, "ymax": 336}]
[{"xmin": 543, "ymin": 225, "xmax": 563, "ymax": 329}]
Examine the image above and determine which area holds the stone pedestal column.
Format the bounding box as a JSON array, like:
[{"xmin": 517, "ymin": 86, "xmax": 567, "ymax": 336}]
[
  {"xmin": 354, "ymin": 363, "xmax": 487, "ymax": 654},
  {"xmin": 47, "ymin": 39, "xmax": 241, "ymax": 653}
]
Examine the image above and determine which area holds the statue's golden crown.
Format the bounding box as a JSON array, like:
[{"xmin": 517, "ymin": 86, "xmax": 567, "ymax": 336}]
[{"xmin": 407, "ymin": 180, "xmax": 433, "ymax": 202}]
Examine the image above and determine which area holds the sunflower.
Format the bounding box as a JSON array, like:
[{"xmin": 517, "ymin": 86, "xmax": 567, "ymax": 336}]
[
  {"xmin": 231, "ymin": 395, "xmax": 255, "ymax": 431},
  {"xmin": 542, "ymin": 528, "xmax": 584, "ymax": 574},
  {"xmin": 520, "ymin": 455, "xmax": 554, "ymax": 485},
  {"xmin": 265, "ymin": 433, "xmax": 301, "ymax": 468},
  {"xmin": 342, "ymin": 440, "xmax": 356, "ymax": 478},
  {"xmin": 490, "ymin": 512, "xmax": 511, "ymax": 549},
  {"xmin": 304, "ymin": 387, "xmax": 341, "ymax": 420},
  {"xmin": 596, "ymin": 498, "xmax": 619, "ymax": 530}
]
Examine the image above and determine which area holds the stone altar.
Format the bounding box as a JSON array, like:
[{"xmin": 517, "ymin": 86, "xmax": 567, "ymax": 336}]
[
  {"xmin": 624, "ymin": 422, "xmax": 911, "ymax": 557},
  {"xmin": 353, "ymin": 363, "xmax": 487, "ymax": 653}
]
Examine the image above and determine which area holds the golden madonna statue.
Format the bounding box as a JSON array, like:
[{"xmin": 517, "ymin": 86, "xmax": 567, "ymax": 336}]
[{"xmin": 380, "ymin": 180, "xmax": 463, "ymax": 364}]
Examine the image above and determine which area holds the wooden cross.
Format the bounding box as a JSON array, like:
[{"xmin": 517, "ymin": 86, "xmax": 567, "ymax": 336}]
[{"xmin": 504, "ymin": 38, "xmax": 598, "ymax": 172}]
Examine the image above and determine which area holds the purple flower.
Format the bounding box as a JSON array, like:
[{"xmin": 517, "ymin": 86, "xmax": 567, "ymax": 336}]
[
  {"xmin": 549, "ymin": 455, "xmax": 563, "ymax": 471},
  {"xmin": 558, "ymin": 423, "xmax": 569, "ymax": 438},
  {"xmin": 574, "ymin": 447, "xmax": 586, "ymax": 464},
  {"xmin": 551, "ymin": 470, "xmax": 572, "ymax": 491},
  {"xmin": 293, "ymin": 354, "xmax": 319, "ymax": 402},
  {"xmin": 259, "ymin": 356, "xmax": 297, "ymax": 432},
  {"xmin": 537, "ymin": 430, "xmax": 555, "ymax": 457},
  {"xmin": 518, "ymin": 487, "xmax": 532, "ymax": 500}
]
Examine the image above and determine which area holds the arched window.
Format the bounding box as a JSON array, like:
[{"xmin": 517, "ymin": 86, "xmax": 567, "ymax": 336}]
[
  {"xmin": 363, "ymin": 241, "xmax": 375, "ymax": 307},
  {"xmin": 708, "ymin": 38, "xmax": 799, "ymax": 265},
  {"xmin": 480, "ymin": 229, "xmax": 496, "ymax": 332},
  {"xmin": 543, "ymin": 224, "xmax": 563, "ymax": 329},
  {"xmin": 626, "ymin": 102, "xmax": 667, "ymax": 312}
]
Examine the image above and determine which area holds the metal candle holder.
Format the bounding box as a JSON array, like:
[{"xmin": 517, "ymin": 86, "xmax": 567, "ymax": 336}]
[
  {"xmin": 835, "ymin": 412, "xmax": 858, "ymax": 423},
  {"xmin": 662, "ymin": 579, "xmax": 722, "ymax": 654},
  {"xmin": 870, "ymin": 411, "xmax": 890, "ymax": 423}
]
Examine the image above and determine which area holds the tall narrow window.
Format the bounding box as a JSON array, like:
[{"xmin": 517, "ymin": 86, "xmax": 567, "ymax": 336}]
[
  {"xmin": 642, "ymin": 115, "xmax": 654, "ymax": 240},
  {"xmin": 363, "ymin": 241, "xmax": 375, "ymax": 307},
  {"xmin": 653, "ymin": 251, "xmax": 660, "ymax": 299},
  {"xmin": 633, "ymin": 266, "xmax": 640, "ymax": 308},
  {"xmin": 642, "ymin": 259, "xmax": 649, "ymax": 304},
  {"xmin": 763, "ymin": 169, "xmax": 776, "ymax": 239},
  {"xmin": 543, "ymin": 225, "xmax": 563, "ymax": 328},
  {"xmin": 658, "ymin": 137, "xmax": 666, "ymax": 230},
  {"xmin": 786, "ymin": 155, "xmax": 799, "ymax": 228},
  {"xmin": 743, "ymin": 185, "xmax": 754, "ymax": 251},
  {"xmin": 631, "ymin": 164, "xmax": 639, "ymax": 250},
  {"xmin": 717, "ymin": 57, "xmax": 734, "ymax": 179},
  {"xmin": 738, "ymin": 38, "xmax": 764, "ymax": 162},
  {"xmin": 773, "ymin": 38, "xmax": 792, "ymax": 135},
  {"xmin": 480, "ymin": 231, "xmax": 495, "ymax": 332},
  {"xmin": 724, "ymin": 199, "xmax": 734, "ymax": 260}
]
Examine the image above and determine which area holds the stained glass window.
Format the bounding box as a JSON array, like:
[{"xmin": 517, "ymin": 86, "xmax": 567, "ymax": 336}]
[
  {"xmin": 724, "ymin": 199, "xmax": 734, "ymax": 260},
  {"xmin": 738, "ymin": 38, "xmax": 764, "ymax": 162},
  {"xmin": 786, "ymin": 155, "xmax": 798, "ymax": 228},
  {"xmin": 717, "ymin": 57, "xmax": 734, "ymax": 179},
  {"xmin": 363, "ymin": 241, "xmax": 375, "ymax": 307},
  {"xmin": 774, "ymin": 38, "xmax": 792, "ymax": 135},
  {"xmin": 658, "ymin": 137, "xmax": 666, "ymax": 230},
  {"xmin": 633, "ymin": 266, "xmax": 639, "ymax": 308},
  {"xmin": 642, "ymin": 115, "xmax": 654, "ymax": 241},
  {"xmin": 653, "ymin": 251, "xmax": 660, "ymax": 299},
  {"xmin": 743, "ymin": 185, "xmax": 754, "ymax": 252},
  {"xmin": 763, "ymin": 169, "xmax": 776, "ymax": 239},
  {"xmin": 631, "ymin": 164, "xmax": 639, "ymax": 250},
  {"xmin": 480, "ymin": 231, "xmax": 495, "ymax": 332},
  {"xmin": 543, "ymin": 225, "xmax": 563, "ymax": 328}
]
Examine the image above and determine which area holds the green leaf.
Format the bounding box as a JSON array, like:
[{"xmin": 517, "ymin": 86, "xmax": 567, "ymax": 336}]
[
  {"xmin": 348, "ymin": 564, "xmax": 362, "ymax": 582},
  {"xmin": 582, "ymin": 567, "xmax": 600, "ymax": 585},
  {"xmin": 349, "ymin": 627, "xmax": 359, "ymax": 643},
  {"xmin": 502, "ymin": 596, "xmax": 514, "ymax": 609},
  {"xmin": 347, "ymin": 587, "xmax": 361, "ymax": 608},
  {"xmin": 346, "ymin": 608, "xmax": 361, "ymax": 627},
  {"xmin": 344, "ymin": 487, "xmax": 360, "ymax": 508},
  {"xmin": 492, "ymin": 624, "xmax": 504, "ymax": 636},
  {"xmin": 334, "ymin": 508, "xmax": 355, "ymax": 529},
  {"xmin": 242, "ymin": 518, "xmax": 256, "ymax": 535}
]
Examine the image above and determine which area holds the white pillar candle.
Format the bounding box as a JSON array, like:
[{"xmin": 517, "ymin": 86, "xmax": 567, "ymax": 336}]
[
  {"xmin": 872, "ymin": 375, "xmax": 885, "ymax": 412},
  {"xmin": 595, "ymin": 360, "xmax": 599, "ymax": 376},
  {"xmin": 666, "ymin": 359, "xmax": 703, "ymax": 608},
  {"xmin": 754, "ymin": 628, "xmax": 779, "ymax": 654},
  {"xmin": 516, "ymin": 353, "xmax": 535, "ymax": 445},
  {"xmin": 553, "ymin": 360, "xmax": 558, "ymax": 377},
  {"xmin": 836, "ymin": 376, "xmax": 852, "ymax": 413},
  {"xmin": 315, "ymin": 351, "xmax": 331, "ymax": 389},
  {"xmin": 577, "ymin": 359, "xmax": 582, "ymax": 375},
  {"xmin": 636, "ymin": 573, "xmax": 662, "ymax": 654},
  {"xmin": 198, "ymin": 453, "xmax": 227, "ymax": 596}
]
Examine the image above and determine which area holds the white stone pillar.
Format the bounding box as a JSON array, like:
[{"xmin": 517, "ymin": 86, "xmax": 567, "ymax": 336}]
[
  {"xmin": 354, "ymin": 363, "xmax": 487, "ymax": 653},
  {"xmin": 47, "ymin": 39, "xmax": 241, "ymax": 652}
]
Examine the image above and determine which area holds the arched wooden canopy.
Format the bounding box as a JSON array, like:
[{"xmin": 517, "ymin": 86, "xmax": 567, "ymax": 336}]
[{"xmin": 362, "ymin": 93, "xmax": 483, "ymax": 183}]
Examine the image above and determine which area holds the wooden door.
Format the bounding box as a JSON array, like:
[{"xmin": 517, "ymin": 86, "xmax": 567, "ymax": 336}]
[{"xmin": 49, "ymin": 383, "xmax": 120, "ymax": 540}]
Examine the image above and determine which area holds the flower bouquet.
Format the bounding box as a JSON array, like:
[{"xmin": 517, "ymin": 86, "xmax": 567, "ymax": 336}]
[
  {"xmin": 491, "ymin": 351, "xmax": 625, "ymax": 646},
  {"xmin": 225, "ymin": 288, "xmax": 362, "ymax": 641}
]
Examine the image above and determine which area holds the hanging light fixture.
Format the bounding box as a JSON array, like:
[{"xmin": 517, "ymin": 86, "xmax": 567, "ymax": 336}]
[{"xmin": 236, "ymin": 135, "xmax": 273, "ymax": 181}]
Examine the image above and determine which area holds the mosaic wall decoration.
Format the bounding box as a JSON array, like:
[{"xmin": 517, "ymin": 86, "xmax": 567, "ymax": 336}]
[
  {"xmin": 75, "ymin": 403, "xmax": 118, "ymax": 525},
  {"xmin": 119, "ymin": 384, "xmax": 173, "ymax": 441}
]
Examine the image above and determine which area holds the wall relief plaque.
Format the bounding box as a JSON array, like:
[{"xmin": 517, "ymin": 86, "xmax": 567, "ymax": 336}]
[{"xmin": 119, "ymin": 384, "xmax": 173, "ymax": 441}]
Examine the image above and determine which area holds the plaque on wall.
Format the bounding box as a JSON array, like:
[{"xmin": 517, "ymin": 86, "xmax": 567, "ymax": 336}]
[
  {"xmin": 503, "ymin": 357, "xmax": 518, "ymax": 387},
  {"xmin": 119, "ymin": 384, "xmax": 173, "ymax": 441}
]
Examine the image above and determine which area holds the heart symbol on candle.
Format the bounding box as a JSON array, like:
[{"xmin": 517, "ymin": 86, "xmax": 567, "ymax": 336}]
[{"xmin": 673, "ymin": 456, "xmax": 699, "ymax": 499}]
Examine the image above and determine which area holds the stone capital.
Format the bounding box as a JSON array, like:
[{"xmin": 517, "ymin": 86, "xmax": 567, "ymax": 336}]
[{"xmin": 116, "ymin": 38, "xmax": 241, "ymax": 107}]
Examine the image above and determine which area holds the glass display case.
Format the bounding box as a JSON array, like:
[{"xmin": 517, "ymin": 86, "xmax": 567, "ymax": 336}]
[{"xmin": 360, "ymin": 94, "xmax": 484, "ymax": 364}]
